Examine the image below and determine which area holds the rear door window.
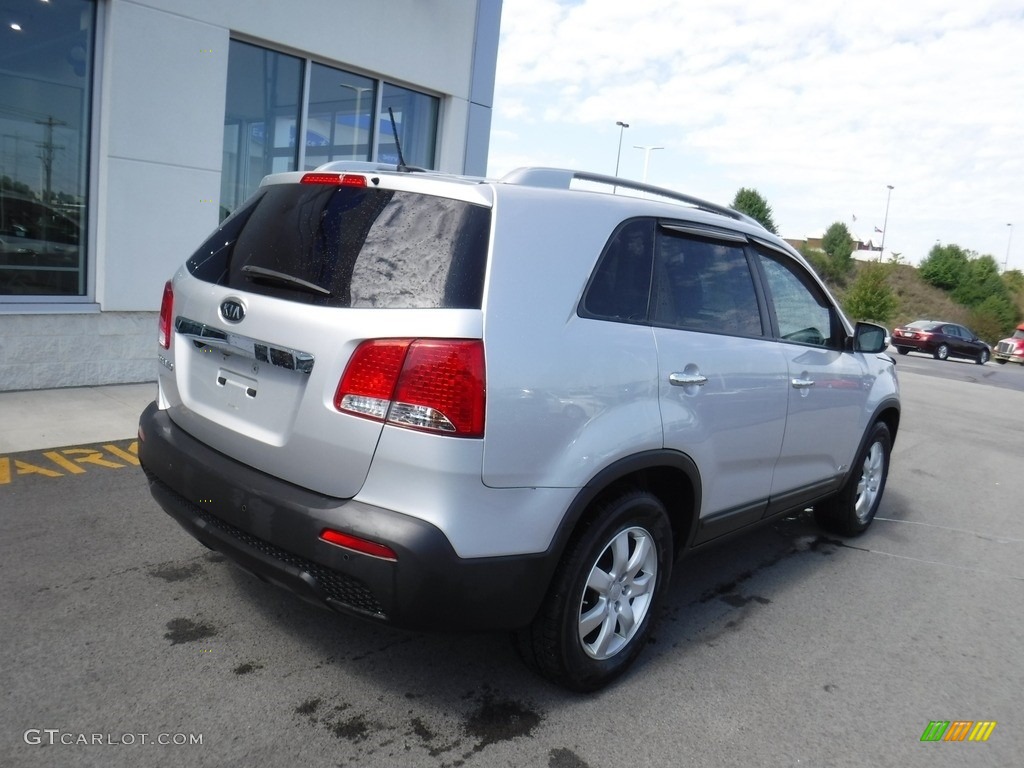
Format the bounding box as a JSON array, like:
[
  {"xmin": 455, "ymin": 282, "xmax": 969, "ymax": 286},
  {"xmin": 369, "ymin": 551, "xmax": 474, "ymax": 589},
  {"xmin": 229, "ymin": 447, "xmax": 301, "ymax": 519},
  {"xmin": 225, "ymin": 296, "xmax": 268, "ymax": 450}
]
[
  {"xmin": 650, "ymin": 227, "xmax": 763, "ymax": 337},
  {"xmin": 187, "ymin": 184, "xmax": 491, "ymax": 309}
]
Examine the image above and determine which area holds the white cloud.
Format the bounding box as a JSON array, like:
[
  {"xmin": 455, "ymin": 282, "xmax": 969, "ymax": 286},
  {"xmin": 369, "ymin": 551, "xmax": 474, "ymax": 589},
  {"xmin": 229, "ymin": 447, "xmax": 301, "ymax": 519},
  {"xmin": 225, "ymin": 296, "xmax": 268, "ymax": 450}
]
[{"xmin": 489, "ymin": 0, "xmax": 1024, "ymax": 267}]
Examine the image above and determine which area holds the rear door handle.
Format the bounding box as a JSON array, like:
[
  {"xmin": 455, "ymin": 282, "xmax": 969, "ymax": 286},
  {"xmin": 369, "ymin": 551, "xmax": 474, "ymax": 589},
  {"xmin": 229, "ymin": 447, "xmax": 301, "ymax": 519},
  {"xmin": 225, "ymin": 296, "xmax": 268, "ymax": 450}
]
[{"xmin": 669, "ymin": 372, "xmax": 708, "ymax": 387}]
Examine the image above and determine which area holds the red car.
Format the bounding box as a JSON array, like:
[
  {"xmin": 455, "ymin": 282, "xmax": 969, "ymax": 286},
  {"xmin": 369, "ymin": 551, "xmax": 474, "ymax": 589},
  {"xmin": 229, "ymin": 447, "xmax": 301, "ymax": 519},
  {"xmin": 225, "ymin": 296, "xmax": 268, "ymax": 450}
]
[
  {"xmin": 891, "ymin": 320, "xmax": 990, "ymax": 364},
  {"xmin": 994, "ymin": 323, "xmax": 1024, "ymax": 365}
]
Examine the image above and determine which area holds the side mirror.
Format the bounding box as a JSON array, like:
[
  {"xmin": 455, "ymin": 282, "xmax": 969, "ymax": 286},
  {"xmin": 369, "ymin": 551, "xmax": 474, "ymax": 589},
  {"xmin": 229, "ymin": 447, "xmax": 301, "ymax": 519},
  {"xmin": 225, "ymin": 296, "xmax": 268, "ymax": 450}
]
[{"xmin": 853, "ymin": 322, "xmax": 888, "ymax": 354}]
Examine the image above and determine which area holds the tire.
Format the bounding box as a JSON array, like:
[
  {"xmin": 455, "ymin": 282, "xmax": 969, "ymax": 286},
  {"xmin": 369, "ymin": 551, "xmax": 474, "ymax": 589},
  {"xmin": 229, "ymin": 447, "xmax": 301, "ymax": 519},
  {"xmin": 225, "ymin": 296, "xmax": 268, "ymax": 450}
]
[
  {"xmin": 814, "ymin": 422, "xmax": 891, "ymax": 537},
  {"xmin": 996, "ymin": 359, "xmax": 1007, "ymax": 365},
  {"xmin": 934, "ymin": 344, "xmax": 949, "ymax": 361},
  {"xmin": 895, "ymin": 346, "xmax": 910, "ymax": 355},
  {"xmin": 514, "ymin": 489, "xmax": 673, "ymax": 692},
  {"xmin": 976, "ymin": 349, "xmax": 989, "ymax": 365}
]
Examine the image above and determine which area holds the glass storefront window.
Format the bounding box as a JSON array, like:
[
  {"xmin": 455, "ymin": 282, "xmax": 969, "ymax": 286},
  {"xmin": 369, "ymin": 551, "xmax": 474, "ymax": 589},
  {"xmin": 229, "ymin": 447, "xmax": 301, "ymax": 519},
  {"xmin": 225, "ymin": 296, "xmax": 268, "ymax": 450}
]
[
  {"xmin": 220, "ymin": 40, "xmax": 303, "ymax": 219},
  {"xmin": 1, "ymin": 0, "xmax": 95, "ymax": 297},
  {"xmin": 378, "ymin": 83, "xmax": 438, "ymax": 169},
  {"xmin": 304, "ymin": 64, "xmax": 376, "ymax": 170},
  {"xmin": 221, "ymin": 42, "xmax": 441, "ymax": 219}
]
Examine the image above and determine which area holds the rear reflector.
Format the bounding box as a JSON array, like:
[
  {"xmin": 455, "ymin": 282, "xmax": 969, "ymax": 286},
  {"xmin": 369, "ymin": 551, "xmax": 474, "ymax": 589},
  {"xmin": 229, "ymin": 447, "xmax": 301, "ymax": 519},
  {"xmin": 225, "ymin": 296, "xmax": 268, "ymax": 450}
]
[
  {"xmin": 158, "ymin": 280, "xmax": 173, "ymax": 349},
  {"xmin": 300, "ymin": 172, "xmax": 367, "ymax": 187},
  {"xmin": 319, "ymin": 529, "xmax": 397, "ymax": 561},
  {"xmin": 335, "ymin": 338, "xmax": 485, "ymax": 437}
]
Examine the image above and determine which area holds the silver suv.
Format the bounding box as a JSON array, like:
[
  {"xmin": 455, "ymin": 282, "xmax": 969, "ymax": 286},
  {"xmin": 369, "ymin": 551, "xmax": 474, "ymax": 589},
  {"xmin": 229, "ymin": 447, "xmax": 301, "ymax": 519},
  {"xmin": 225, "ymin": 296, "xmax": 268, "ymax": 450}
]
[{"xmin": 139, "ymin": 165, "xmax": 900, "ymax": 691}]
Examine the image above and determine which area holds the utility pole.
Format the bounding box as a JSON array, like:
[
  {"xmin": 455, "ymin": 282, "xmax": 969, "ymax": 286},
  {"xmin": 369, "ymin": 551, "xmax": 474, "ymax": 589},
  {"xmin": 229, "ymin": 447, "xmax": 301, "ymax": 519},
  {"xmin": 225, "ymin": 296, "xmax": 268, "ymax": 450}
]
[{"xmin": 35, "ymin": 116, "xmax": 66, "ymax": 204}]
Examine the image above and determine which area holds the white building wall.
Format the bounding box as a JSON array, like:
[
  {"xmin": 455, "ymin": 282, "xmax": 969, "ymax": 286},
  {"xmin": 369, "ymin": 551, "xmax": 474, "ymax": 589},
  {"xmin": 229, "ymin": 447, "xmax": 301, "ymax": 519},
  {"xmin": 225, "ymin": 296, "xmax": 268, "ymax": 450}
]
[
  {"xmin": 0, "ymin": 0, "xmax": 500, "ymax": 391},
  {"xmin": 98, "ymin": 2, "xmax": 228, "ymax": 312}
]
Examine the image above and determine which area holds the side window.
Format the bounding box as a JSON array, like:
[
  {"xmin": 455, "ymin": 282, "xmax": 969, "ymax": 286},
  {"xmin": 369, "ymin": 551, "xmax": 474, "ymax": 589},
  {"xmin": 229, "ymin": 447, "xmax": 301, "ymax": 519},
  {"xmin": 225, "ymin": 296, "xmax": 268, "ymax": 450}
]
[
  {"xmin": 651, "ymin": 229, "xmax": 762, "ymax": 336},
  {"xmin": 757, "ymin": 250, "xmax": 838, "ymax": 348},
  {"xmin": 581, "ymin": 219, "xmax": 654, "ymax": 323}
]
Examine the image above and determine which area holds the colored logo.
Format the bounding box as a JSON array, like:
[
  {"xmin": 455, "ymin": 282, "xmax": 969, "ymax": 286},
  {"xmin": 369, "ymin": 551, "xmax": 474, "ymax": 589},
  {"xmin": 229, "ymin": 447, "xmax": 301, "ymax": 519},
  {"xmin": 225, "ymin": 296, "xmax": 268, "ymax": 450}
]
[{"xmin": 920, "ymin": 721, "xmax": 996, "ymax": 742}]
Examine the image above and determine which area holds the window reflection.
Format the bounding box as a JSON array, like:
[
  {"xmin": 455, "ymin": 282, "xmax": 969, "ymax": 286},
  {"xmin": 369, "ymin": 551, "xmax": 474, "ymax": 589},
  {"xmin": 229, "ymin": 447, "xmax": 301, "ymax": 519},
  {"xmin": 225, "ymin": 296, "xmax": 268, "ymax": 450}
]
[
  {"xmin": 1, "ymin": 0, "xmax": 95, "ymax": 297},
  {"xmin": 378, "ymin": 83, "xmax": 438, "ymax": 169},
  {"xmin": 304, "ymin": 64, "xmax": 376, "ymax": 170},
  {"xmin": 220, "ymin": 41, "xmax": 303, "ymax": 219}
]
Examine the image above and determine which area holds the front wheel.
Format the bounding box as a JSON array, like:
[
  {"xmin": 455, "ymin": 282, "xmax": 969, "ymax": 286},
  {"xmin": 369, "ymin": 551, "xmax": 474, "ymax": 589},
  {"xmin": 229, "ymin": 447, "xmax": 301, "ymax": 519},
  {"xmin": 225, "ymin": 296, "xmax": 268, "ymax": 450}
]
[
  {"xmin": 514, "ymin": 489, "xmax": 673, "ymax": 692},
  {"xmin": 934, "ymin": 344, "xmax": 950, "ymax": 360},
  {"xmin": 814, "ymin": 422, "xmax": 891, "ymax": 536},
  {"xmin": 976, "ymin": 349, "xmax": 990, "ymax": 365}
]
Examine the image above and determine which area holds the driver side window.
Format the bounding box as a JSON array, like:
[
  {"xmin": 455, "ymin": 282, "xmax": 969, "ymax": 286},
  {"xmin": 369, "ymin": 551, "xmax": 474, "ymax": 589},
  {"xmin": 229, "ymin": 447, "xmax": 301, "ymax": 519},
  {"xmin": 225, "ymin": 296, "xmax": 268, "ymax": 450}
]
[{"xmin": 757, "ymin": 250, "xmax": 837, "ymax": 348}]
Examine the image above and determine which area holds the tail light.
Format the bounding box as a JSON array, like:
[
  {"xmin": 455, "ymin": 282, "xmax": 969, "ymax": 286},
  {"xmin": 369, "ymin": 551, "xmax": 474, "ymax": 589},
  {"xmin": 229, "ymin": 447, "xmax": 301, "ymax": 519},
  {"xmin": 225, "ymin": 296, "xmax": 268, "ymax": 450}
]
[
  {"xmin": 335, "ymin": 339, "xmax": 485, "ymax": 437},
  {"xmin": 158, "ymin": 281, "xmax": 174, "ymax": 349}
]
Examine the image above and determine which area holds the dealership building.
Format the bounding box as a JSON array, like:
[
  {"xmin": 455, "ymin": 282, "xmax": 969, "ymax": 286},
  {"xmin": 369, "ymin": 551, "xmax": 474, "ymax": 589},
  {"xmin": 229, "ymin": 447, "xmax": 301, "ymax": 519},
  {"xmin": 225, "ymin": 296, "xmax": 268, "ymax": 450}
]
[{"xmin": 0, "ymin": 0, "xmax": 501, "ymax": 391}]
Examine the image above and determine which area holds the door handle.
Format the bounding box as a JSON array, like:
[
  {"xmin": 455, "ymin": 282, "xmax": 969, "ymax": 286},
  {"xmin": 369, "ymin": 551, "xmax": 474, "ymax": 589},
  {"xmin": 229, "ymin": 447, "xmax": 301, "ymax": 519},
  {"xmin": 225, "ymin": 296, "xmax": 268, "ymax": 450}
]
[
  {"xmin": 669, "ymin": 372, "xmax": 708, "ymax": 387},
  {"xmin": 791, "ymin": 378, "xmax": 815, "ymax": 389}
]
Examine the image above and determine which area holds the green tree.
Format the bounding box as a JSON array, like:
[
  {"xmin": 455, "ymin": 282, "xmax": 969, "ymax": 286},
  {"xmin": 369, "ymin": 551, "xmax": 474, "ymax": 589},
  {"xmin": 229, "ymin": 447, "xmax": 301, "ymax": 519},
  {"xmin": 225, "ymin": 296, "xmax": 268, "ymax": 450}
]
[
  {"xmin": 818, "ymin": 221, "xmax": 855, "ymax": 284},
  {"xmin": 919, "ymin": 243, "xmax": 969, "ymax": 290},
  {"xmin": 953, "ymin": 254, "xmax": 1005, "ymax": 308},
  {"xmin": 843, "ymin": 262, "xmax": 897, "ymax": 324},
  {"xmin": 1003, "ymin": 268, "xmax": 1024, "ymax": 296},
  {"xmin": 731, "ymin": 188, "xmax": 778, "ymax": 234},
  {"xmin": 968, "ymin": 294, "xmax": 1019, "ymax": 342}
]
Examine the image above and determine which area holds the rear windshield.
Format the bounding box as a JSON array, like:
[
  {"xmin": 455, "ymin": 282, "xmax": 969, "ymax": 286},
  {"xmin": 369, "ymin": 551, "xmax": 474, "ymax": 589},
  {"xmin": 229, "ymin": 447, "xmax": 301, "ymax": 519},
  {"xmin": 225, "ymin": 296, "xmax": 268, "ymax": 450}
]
[{"xmin": 187, "ymin": 184, "xmax": 490, "ymax": 309}]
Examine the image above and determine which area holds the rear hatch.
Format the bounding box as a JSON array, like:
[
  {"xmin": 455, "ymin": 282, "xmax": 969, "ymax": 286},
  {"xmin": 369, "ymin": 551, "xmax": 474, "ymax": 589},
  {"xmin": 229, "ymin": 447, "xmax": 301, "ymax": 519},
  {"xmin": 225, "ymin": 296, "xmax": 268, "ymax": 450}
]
[{"xmin": 158, "ymin": 171, "xmax": 492, "ymax": 498}]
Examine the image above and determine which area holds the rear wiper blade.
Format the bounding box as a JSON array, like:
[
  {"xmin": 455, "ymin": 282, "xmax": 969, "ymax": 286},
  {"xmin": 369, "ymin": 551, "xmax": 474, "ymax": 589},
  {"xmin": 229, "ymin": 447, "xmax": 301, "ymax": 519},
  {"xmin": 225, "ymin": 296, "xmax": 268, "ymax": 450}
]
[{"xmin": 240, "ymin": 265, "xmax": 332, "ymax": 297}]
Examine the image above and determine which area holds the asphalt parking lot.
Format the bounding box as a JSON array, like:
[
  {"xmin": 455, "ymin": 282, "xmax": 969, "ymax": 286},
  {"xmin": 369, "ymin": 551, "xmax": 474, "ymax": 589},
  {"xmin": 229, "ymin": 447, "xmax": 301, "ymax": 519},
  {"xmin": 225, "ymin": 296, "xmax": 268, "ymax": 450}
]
[{"xmin": 1, "ymin": 366, "xmax": 1022, "ymax": 768}]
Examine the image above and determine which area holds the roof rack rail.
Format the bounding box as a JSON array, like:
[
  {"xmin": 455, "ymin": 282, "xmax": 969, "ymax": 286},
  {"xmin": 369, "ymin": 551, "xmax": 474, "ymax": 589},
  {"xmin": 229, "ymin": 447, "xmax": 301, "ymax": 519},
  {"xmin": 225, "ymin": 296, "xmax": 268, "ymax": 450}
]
[
  {"xmin": 499, "ymin": 167, "xmax": 760, "ymax": 227},
  {"xmin": 316, "ymin": 160, "xmax": 427, "ymax": 174}
]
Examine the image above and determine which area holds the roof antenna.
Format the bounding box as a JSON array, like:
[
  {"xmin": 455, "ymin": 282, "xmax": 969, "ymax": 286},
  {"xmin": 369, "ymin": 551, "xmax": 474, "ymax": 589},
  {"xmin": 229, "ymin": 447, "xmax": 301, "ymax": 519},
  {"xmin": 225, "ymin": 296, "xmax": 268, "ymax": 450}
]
[{"xmin": 387, "ymin": 107, "xmax": 409, "ymax": 172}]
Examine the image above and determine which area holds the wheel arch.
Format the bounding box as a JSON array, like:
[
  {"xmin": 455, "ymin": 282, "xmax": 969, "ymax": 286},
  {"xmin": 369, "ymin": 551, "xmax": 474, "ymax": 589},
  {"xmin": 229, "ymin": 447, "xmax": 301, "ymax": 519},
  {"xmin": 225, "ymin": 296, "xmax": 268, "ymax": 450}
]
[
  {"xmin": 872, "ymin": 400, "xmax": 901, "ymax": 445},
  {"xmin": 551, "ymin": 450, "xmax": 702, "ymax": 565}
]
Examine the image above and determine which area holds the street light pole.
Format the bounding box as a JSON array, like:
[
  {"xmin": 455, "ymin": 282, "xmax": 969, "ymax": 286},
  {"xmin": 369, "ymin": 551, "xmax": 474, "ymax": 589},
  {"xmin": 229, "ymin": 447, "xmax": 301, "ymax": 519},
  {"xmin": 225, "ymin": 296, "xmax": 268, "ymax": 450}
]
[
  {"xmin": 1006, "ymin": 223, "xmax": 1014, "ymax": 272},
  {"xmin": 879, "ymin": 184, "xmax": 894, "ymax": 262},
  {"xmin": 614, "ymin": 121, "xmax": 629, "ymax": 177},
  {"xmin": 634, "ymin": 145, "xmax": 663, "ymax": 183}
]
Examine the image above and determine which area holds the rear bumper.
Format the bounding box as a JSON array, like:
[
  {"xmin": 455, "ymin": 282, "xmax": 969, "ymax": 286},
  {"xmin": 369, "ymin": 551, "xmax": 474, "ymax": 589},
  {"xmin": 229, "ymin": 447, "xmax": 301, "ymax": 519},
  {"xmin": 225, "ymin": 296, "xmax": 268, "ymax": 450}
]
[
  {"xmin": 137, "ymin": 402, "xmax": 554, "ymax": 631},
  {"xmin": 891, "ymin": 338, "xmax": 930, "ymax": 352}
]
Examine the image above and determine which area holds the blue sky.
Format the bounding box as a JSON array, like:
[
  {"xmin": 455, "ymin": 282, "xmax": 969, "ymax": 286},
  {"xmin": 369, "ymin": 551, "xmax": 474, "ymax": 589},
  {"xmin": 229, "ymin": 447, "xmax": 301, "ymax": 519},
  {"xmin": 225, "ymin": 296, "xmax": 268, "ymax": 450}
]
[{"xmin": 486, "ymin": 0, "xmax": 1024, "ymax": 269}]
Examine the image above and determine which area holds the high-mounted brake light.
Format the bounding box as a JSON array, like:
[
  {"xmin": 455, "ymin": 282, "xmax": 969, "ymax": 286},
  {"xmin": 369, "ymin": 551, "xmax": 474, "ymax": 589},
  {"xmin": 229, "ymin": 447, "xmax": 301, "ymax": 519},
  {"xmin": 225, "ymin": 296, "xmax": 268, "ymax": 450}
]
[
  {"xmin": 335, "ymin": 339, "xmax": 485, "ymax": 437},
  {"xmin": 158, "ymin": 280, "xmax": 173, "ymax": 349},
  {"xmin": 300, "ymin": 172, "xmax": 367, "ymax": 187},
  {"xmin": 319, "ymin": 529, "xmax": 397, "ymax": 561}
]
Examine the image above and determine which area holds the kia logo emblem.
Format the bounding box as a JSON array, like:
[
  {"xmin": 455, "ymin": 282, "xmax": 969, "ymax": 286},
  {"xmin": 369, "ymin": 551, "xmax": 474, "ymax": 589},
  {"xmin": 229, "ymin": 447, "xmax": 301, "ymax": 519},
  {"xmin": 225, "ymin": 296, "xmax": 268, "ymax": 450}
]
[{"xmin": 220, "ymin": 299, "xmax": 245, "ymax": 323}]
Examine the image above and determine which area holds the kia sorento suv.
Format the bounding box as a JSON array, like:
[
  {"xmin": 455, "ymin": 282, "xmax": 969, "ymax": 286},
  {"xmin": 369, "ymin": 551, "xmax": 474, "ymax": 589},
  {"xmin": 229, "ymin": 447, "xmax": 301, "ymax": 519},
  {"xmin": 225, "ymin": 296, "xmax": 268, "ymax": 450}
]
[{"xmin": 139, "ymin": 164, "xmax": 900, "ymax": 691}]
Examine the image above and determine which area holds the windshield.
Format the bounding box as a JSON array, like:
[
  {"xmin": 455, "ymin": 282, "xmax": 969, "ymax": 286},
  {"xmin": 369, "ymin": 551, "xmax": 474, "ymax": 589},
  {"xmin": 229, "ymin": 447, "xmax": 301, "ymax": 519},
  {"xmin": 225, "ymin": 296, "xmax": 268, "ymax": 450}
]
[{"xmin": 187, "ymin": 184, "xmax": 491, "ymax": 309}]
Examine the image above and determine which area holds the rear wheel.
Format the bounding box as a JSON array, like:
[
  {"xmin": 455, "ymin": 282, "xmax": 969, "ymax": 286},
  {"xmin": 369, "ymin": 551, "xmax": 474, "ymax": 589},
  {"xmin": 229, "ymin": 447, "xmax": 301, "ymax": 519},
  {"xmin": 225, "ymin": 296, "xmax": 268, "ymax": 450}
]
[
  {"xmin": 895, "ymin": 346, "xmax": 910, "ymax": 355},
  {"xmin": 976, "ymin": 349, "xmax": 990, "ymax": 365},
  {"xmin": 815, "ymin": 422, "xmax": 891, "ymax": 536},
  {"xmin": 934, "ymin": 344, "xmax": 949, "ymax": 361},
  {"xmin": 514, "ymin": 489, "xmax": 672, "ymax": 692}
]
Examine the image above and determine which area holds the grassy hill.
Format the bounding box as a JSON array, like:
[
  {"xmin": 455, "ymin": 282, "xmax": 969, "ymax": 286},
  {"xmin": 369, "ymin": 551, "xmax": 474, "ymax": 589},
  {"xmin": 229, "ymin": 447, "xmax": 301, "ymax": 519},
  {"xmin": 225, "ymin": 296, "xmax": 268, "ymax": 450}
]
[{"xmin": 830, "ymin": 260, "xmax": 1024, "ymax": 342}]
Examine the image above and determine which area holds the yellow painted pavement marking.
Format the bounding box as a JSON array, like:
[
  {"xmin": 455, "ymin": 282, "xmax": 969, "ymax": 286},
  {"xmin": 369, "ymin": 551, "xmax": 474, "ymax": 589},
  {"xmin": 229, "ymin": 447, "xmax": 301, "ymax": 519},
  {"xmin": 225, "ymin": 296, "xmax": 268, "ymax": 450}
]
[{"xmin": 0, "ymin": 440, "xmax": 140, "ymax": 486}]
